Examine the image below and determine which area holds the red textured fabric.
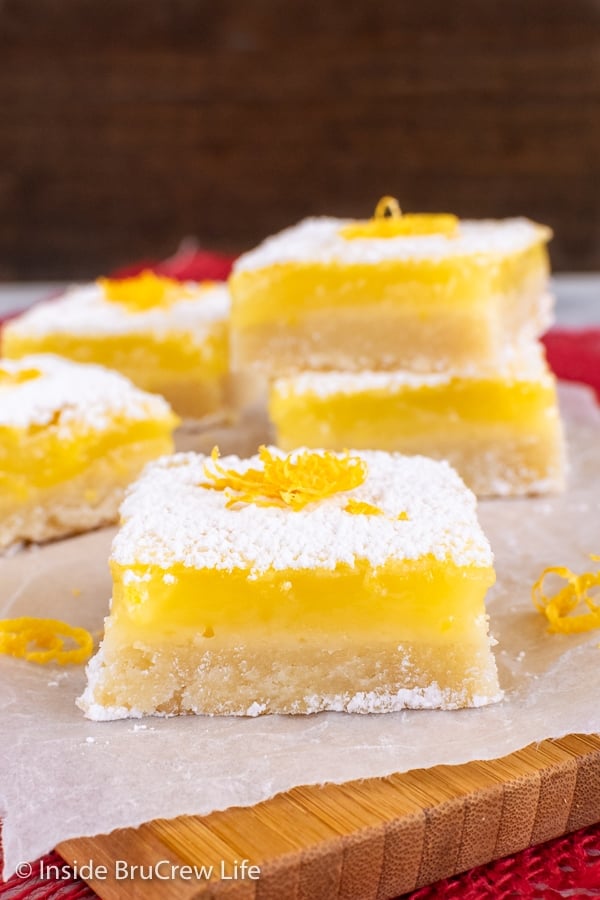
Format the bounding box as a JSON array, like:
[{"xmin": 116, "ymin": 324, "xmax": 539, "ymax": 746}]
[
  {"xmin": 543, "ymin": 329, "xmax": 600, "ymax": 400},
  {"xmin": 109, "ymin": 244, "xmax": 235, "ymax": 282},
  {"xmin": 401, "ymin": 824, "xmax": 600, "ymax": 898},
  {"xmin": 0, "ymin": 844, "xmax": 95, "ymax": 898},
  {"xmin": 1, "ymin": 252, "xmax": 599, "ymax": 898},
  {"xmin": 0, "ymin": 249, "xmax": 236, "ymax": 329}
]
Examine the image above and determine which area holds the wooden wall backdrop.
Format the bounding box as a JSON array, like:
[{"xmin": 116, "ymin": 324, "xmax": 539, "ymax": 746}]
[{"xmin": 1, "ymin": 0, "xmax": 599, "ymax": 279}]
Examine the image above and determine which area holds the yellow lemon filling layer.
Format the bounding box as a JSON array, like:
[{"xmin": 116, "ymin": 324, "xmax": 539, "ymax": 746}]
[
  {"xmin": 3, "ymin": 328, "xmax": 228, "ymax": 382},
  {"xmin": 230, "ymin": 243, "xmax": 548, "ymax": 329},
  {"xmin": 3, "ymin": 331, "xmax": 229, "ymax": 419},
  {"xmin": 270, "ymin": 375, "xmax": 558, "ymax": 449},
  {"xmin": 110, "ymin": 556, "xmax": 495, "ymax": 645},
  {"xmin": 0, "ymin": 415, "xmax": 176, "ymax": 498}
]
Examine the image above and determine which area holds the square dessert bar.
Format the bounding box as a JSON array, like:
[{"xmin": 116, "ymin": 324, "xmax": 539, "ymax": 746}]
[
  {"xmin": 79, "ymin": 446, "xmax": 501, "ymax": 720},
  {"xmin": 229, "ymin": 212, "xmax": 552, "ymax": 375},
  {"xmin": 2, "ymin": 272, "xmax": 231, "ymax": 420},
  {"xmin": 0, "ymin": 355, "xmax": 178, "ymax": 550},
  {"xmin": 269, "ymin": 345, "xmax": 566, "ymax": 497}
]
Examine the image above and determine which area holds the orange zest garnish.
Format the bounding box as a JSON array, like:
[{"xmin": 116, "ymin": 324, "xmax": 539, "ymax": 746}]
[
  {"xmin": 98, "ymin": 270, "xmax": 188, "ymax": 311},
  {"xmin": 344, "ymin": 499, "xmax": 382, "ymax": 516},
  {"xmin": 0, "ymin": 617, "xmax": 94, "ymax": 665},
  {"xmin": 0, "ymin": 367, "xmax": 42, "ymax": 387},
  {"xmin": 341, "ymin": 196, "xmax": 459, "ymax": 240},
  {"xmin": 532, "ymin": 556, "xmax": 600, "ymax": 635},
  {"xmin": 202, "ymin": 446, "xmax": 367, "ymax": 511}
]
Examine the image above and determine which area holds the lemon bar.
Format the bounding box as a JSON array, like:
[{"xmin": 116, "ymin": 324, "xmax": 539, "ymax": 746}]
[
  {"xmin": 0, "ymin": 355, "xmax": 178, "ymax": 551},
  {"xmin": 79, "ymin": 447, "xmax": 501, "ymax": 719},
  {"xmin": 270, "ymin": 347, "xmax": 565, "ymax": 497},
  {"xmin": 229, "ymin": 205, "xmax": 552, "ymax": 375},
  {"xmin": 2, "ymin": 272, "xmax": 230, "ymax": 419}
]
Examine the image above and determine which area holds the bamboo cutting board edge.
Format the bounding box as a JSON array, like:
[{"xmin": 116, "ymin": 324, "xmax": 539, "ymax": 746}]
[{"xmin": 57, "ymin": 732, "xmax": 600, "ymax": 900}]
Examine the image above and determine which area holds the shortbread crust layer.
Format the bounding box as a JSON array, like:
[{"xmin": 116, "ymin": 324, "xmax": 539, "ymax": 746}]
[{"xmin": 81, "ymin": 634, "xmax": 501, "ymax": 719}]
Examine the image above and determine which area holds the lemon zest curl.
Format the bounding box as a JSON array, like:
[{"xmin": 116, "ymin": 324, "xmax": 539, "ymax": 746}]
[
  {"xmin": 532, "ymin": 555, "xmax": 600, "ymax": 635},
  {"xmin": 202, "ymin": 446, "xmax": 367, "ymax": 511},
  {"xmin": 0, "ymin": 617, "xmax": 94, "ymax": 665},
  {"xmin": 98, "ymin": 270, "xmax": 190, "ymax": 311},
  {"xmin": 341, "ymin": 196, "xmax": 458, "ymax": 240}
]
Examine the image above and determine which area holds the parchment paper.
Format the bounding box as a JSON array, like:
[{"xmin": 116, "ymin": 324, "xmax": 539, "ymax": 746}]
[{"xmin": 1, "ymin": 384, "xmax": 600, "ymax": 878}]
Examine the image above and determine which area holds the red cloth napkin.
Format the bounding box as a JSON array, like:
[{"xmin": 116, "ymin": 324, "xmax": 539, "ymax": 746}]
[
  {"xmin": 109, "ymin": 244, "xmax": 235, "ymax": 282},
  {"xmin": 543, "ymin": 329, "xmax": 600, "ymax": 400},
  {"xmin": 1, "ymin": 250, "xmax": 599, "ymax": 897}
]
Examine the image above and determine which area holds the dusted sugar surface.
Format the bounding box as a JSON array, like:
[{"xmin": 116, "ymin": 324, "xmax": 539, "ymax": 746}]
[
  {"xmin": 0, "ymin": 354, "xmax": 173, "ymax": 431},
  {"xmin": 112, "ymin": 448, "xmax": 493, "ymax": 573},
  {"xmin": 4, "ymin": 281, "xmax": 230, "ymax": 341},
  {"xmin": 234, "ymin": 216, "xmax": 551, "ymax": 271},
  {"xmin": 272, "ymin": 343, "xmax": 554, "ymax": 400}
]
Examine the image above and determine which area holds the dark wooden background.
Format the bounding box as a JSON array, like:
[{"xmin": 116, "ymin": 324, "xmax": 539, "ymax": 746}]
[{"xmin": 1, "ymin": 0, "xmax": 599, "ymax": 279}]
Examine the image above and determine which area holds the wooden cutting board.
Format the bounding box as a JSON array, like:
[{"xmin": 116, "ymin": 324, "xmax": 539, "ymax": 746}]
[{"xmin": 58, "ymin": 733, "xmax": 600, "ymax": 899}]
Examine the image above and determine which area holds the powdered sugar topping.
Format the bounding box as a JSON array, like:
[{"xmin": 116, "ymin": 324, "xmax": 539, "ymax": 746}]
[
  {"xmin": 0, "ymin": 355, "xmax": 174, "ymax": 430},
  {"xmin": 234, "ymin": 216, "xmax": 551, "ymax": 271},
  {"xmin": 112, "ymin": 448, "xmax": 493, "ymax": 572},
  {"xmin": 272, "ymin": 343, "xmax": 554, "ymax": 399},
  {"xmin": 5, "ymin": 281, "xmax": 230, "ymax": 341}
]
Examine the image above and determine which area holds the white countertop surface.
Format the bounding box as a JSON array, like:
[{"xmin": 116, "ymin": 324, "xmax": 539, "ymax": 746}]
[{"xmin": 0, "ymin": 274, "xmax": 598, "ymax": 326}]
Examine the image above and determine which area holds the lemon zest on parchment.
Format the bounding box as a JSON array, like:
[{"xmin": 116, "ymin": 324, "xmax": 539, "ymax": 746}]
[
  {"xmin": 0, "ymin": 617, "xmax": 94, "ymax": 665},
  {"xmin": 532, "ymin": 555, "xmax": 600, "ymax": 635}
]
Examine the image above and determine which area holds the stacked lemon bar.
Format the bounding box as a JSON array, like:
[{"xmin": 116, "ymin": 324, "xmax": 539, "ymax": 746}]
[
  {"xmin": 230, "ymin": 198, "xmax": 565, "ymax": 496},
  {"xmin": 3, "ymin": 271, "xmax": 231, "ymax": 421}
]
